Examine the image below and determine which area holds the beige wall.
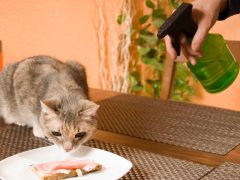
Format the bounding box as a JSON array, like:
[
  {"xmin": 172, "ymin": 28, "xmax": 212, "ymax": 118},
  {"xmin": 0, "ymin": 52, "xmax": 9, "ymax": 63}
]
[{"xmin": 0, "ymin": 0, "xmax": 240, "ymax": 110}]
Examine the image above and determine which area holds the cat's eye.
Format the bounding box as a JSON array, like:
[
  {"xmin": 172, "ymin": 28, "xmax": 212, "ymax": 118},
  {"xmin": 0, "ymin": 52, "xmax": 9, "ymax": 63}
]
[
  {"xmin": 52, "ymin": 131, "xmax": 62, "ymax": 136},
  {"xmin": 56, "ymin": 103, "xmax": 61, "ymax": 109},
  {"xmin": 56, "ymin": 104, "xmax": 61, "ymax": 112},
  {"xmin": 75, "ymin": 132, "xmax": 86, "ymax": 138}
]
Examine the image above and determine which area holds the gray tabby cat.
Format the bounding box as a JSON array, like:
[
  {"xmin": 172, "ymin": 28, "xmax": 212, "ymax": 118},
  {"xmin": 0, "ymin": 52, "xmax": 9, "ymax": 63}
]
[{"xmin": 0, "ymin": 56, "xmax": 99, "ymax": 152}]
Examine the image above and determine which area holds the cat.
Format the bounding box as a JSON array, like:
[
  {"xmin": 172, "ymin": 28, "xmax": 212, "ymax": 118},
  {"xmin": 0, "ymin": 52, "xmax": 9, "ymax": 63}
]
[{"xmin": 0, "ymin": 55, "xmax": 100, "ymax": 152}]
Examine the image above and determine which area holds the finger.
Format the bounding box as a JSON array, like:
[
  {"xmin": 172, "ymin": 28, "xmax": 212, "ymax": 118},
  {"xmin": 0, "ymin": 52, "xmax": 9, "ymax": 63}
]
[
  {"xmin": 180, "ymin": 34, "xmax": 200, "ymax": 58},
  {"xmin": 179, "ymin": 35, "xmax": 197, "ymax": 65},
  {"xmin": 189, "ymin": 56, "xmax": 197, "ymax": 65},
  {"xmin": 191, "ymin": 8, "xmax": 212, "ymax": 53},
  {"xmin": 181, "ymin": 49, "xmax": 197, "ymax": 65},
  {"xmin": 164, "ymin": 35, "xmax": 177, "ymax": 60},
  {"xmin": 191, "ymin": 23, "xmax": 209, "ymax": 53},
  {"xmin": 181, "ymin": 47, "xmax": 197, "ymax": 66}
]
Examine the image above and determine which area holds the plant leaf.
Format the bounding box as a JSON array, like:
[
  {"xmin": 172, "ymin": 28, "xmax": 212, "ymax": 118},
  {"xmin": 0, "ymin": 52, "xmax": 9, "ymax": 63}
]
[
  {"xmin": 152, "ymin": 9, "xmax": 166, "ymax": 20},
  {"xmin": 131, "ymin": 85, "xmax": 143, "ymax": 92},
  {"xmin": 188, "ymin": 86, "xmax": 195, "ymax": 95},
  {"xmin": 130, "ymin": 27, "xmax": 136, "ymax": 35},
  {"xmin": 139, "ymin": 34, "xmax": 158, "ymax": 46},
  {"xmin": 151, "ymin": 18, "xmax": 165, "ymax": 28},
  {"xmin": 117, "ymin": 14, "xmax": 126, "ymax": 24},
  {"xmin": 146, "ymin": 79, "xmax": 161, "ymax": 98},
  {"xmin": 129, "ymin": 71, "xmax": 141, "ymax": 82},
  {"xmin": 141, "ymin": 56, "xmax": 155, "ymax": 65},
  {"xmin": 137, "ymin": 46, "xmax": 151, "ymax": 56},
  {"xmin": 151, "ymin": 61, "xmax": 163, "ymax": 71},
  {"xmin": 139, "ymin": 15, "xmax": 150, "ymax": 24},
  {"xmin": 137, "ymin": 37, "xmax": 147, "ymax": 46},
  {"xmin": 146, "ymin": 0, "xmax": 155, "ymax": 9},
  {"xmin": 171, "ymin": 0, "xmax": 181, "ymax": 8},
  {"xmin": 139, "ymin": 29, "xmax": 154, "ymax": 36}
]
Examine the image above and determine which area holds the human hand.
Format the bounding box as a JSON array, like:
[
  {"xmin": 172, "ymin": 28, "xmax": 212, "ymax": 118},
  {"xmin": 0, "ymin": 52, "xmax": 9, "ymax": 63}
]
[{"xmin": 164, "ymin": 0, "xmax": 228, "ymax": 65}]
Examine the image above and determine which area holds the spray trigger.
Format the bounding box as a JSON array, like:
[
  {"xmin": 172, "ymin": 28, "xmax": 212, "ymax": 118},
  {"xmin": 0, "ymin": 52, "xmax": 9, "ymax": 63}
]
[{"xmin": 157, "ymin": 3, "xmax": 198, "ymax": 56}]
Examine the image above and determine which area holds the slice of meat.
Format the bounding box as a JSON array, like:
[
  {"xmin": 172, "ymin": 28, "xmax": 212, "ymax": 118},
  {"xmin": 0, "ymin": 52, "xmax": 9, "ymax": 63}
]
[{"xmin": 32, "ymin": 159, "xmax": 101, "ymax": 174}]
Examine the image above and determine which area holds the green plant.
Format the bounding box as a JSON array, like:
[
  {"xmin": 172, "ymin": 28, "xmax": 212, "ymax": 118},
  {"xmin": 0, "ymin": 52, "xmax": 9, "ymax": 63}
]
[{"xmin": 118, "ymin": 0, "xmax": 195, "ymax": 101}]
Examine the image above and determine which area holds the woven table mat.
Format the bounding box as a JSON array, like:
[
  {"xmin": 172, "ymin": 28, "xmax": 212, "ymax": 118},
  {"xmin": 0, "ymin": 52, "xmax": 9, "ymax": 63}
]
[
  {"xmin": 0, "ymin": 125, "xmax": 213, "ymax": 179},
  {"xmin": 0, "ymin": 125, "xmax": 51, "ymax": 159},
  {"xmin": 97, "ymin": 95, "xmax": 240, "ymax": 155},
  {"xmin": 202, "ymin": 162, "xmax": 240, "ymax": 179}
]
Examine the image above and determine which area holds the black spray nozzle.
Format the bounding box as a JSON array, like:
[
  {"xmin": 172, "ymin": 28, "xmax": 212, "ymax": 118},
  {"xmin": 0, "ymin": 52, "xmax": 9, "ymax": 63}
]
[{"xmin": 157, "ymin": 3, "xmax": 198, "ymax": 56}]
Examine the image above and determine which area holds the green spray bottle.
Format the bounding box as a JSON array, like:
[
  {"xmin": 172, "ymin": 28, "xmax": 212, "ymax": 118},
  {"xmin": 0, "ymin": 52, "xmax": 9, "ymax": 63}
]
[{"xmin": 157, "ymin": 3, "xmax": 239, "ymax": 93}]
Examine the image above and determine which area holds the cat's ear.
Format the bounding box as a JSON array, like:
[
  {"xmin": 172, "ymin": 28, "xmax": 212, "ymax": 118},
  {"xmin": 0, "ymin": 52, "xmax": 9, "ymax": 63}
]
[
  {"xmin": 80, "ymin": 100, "xmax": 100, "ymax": 117},
  {"xmin": 40, "ymin": 100, "xmax": 57, "ymax": 114}
]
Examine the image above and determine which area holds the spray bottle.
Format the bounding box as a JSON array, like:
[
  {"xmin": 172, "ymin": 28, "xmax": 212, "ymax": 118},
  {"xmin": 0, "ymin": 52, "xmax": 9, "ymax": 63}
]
[{"xmin": 157, "ymin": 3, "xmax": 239, "ymax": 93}]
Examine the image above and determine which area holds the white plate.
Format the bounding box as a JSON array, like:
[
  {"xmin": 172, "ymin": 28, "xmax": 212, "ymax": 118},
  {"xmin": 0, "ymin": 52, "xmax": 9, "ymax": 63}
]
[{"xmin": 0, "ymin": 145, "xmax": 132, "ymax": 180}]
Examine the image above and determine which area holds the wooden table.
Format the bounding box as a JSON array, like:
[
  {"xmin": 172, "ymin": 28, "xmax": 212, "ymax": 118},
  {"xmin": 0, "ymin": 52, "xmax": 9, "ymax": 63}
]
[
  {"xmin": 88, "ymin": 88, "xmax": 240, "ymax": 167},
  {"xmin": 1, "ymin": 88, "xmax": 240, "ymax": 178}
]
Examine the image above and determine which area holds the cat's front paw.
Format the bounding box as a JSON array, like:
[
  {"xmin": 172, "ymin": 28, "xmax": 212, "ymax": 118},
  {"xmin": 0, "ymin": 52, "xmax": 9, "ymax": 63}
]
[
  {"xmin": 33, "ymin": 127, "xmax": 45, "ymax": 138},
  {"xmin": 15, "ymin": 121, "xmax": 26, "ymax": 126}
]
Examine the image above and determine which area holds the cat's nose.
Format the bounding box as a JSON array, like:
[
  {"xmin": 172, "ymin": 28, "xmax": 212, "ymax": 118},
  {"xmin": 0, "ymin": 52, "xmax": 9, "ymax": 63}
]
[{"xmin": 63, "ymin": 142, "xmax": 73, "ymax": 152}]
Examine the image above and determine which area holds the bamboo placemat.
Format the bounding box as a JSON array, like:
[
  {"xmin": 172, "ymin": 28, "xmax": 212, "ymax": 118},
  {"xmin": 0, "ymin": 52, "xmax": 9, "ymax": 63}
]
[
  {"xmin": 0, "ymin": 125, "xmax": 212, "ymax": 179},
  {"xmin": 202, "ymin": 162, "xmax": 240, "ymax": 179},
  {"xmin": 97, "ymin": 95, "xmax": 240, "ymax": 155}
]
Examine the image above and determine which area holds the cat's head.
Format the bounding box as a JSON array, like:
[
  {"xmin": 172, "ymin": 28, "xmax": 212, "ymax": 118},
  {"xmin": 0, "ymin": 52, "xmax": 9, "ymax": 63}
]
[{"xmin": 39, "ymin": 96, "xmax": 100, "ymax": 152}]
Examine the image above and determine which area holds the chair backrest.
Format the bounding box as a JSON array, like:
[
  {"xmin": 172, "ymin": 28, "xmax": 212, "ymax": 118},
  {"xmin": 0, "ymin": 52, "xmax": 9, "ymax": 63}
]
[
  {"xmin": 160, "ymin": 40, "xmax": 240, "ymax": 100},
  {"xmin": 226, "ymin": 40, "xmax": 240, "ymax": 62}
]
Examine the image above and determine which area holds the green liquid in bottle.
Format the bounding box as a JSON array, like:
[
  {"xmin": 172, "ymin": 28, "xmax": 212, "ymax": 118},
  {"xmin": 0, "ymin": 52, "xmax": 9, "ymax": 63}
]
[{"xmin": 188, "ymin": 34, "xmax": 239, "ymax": 93}]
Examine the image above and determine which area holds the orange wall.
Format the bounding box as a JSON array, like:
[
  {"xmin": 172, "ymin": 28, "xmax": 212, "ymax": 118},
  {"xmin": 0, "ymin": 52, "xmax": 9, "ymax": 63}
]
[
  {"xmin": 0, "ymin": 1, "xmax": 240, "ymax": 111},
  {"xmin": 211, "ymin": 15, "xmax": 240, "ymax": 41},
  {"xmin": 0, "ymin": 0, "xmax": 111, "ymax": 89}
]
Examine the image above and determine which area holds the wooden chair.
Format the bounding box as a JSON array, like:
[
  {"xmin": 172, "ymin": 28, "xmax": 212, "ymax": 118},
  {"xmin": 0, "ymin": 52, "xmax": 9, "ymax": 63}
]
[
  {"xmin": 160, "ymin": 40, "xmax": 240, "ymax": 100},
  {"xmin": 226, "ymin": 40, "xmax": 240, "ymax": 61},
  {"xmin": 160, "ymin": 54, "xmax": 176, "ymax": 100}
]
